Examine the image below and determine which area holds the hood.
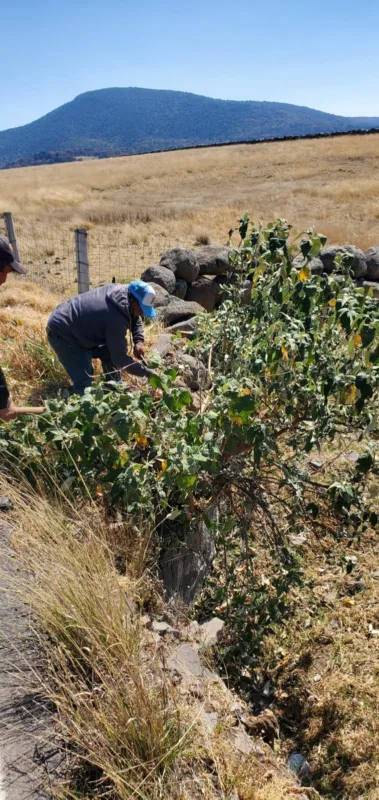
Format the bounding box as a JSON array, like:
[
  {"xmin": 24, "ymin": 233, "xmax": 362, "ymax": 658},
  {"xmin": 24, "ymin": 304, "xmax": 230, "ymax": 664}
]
[{"xmin": 106, "ymin": 283, "xmax": 132, "ymax": 319}]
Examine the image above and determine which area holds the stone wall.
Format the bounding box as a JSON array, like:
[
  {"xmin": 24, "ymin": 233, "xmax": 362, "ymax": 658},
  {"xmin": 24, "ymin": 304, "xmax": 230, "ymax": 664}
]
[{"xmin": 139, "ymin": 243, "xmax": 379, "ymax": 329}]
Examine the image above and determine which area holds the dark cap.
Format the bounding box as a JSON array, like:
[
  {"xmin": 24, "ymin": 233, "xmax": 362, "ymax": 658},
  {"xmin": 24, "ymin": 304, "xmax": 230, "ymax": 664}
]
[{"xmin": 0, "ymin": 235, "xmax": 27, "ymax": 275}]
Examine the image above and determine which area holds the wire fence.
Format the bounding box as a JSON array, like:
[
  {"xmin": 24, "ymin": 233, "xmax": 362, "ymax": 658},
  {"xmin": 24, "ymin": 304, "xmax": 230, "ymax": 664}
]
[{"xmin": 1, "ymin": 214, "xmax": 195, "ymax": 297}]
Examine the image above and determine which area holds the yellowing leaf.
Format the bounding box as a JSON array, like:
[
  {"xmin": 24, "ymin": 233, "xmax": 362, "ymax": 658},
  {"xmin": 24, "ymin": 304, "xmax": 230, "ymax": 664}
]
[
  {"xmin": 281, "ymin": 346, "xmax": 289, "ymax": 362},
  {"xmin": 134, "ymin": 434, "xmax": 148, "ymax": 448},
  {"xmin": 342, "ymin": 385, "xmax": 357, "ymax": 405},
  {"xmin": 341, "ymin": 597, "xmax": 355, "ymax": 608},
  {"xmin": 161, "ymin": 459, "xmax": 168, "ymax": 472},
  {"xmin": 328, "ymin": 298, "xmax": 336, "ymax": 308},
  {"xmin": 95, "ymin": 485, "xmax": 103, "ymax": 497},
  {"xmin": 299, "ymin": 265, "xmax": 311, "ymax": 281},
  {"xmin": 239, "ymin": 388, "xmax": 251, "ymax": 396},
  {"xmin": 229, "ymin": 414, "xmax": 244, "ymax": 426},
  {"xmin": 119, "ymin": 451, "xmax": 129, "ymax": 467},
  {"xmin": 354, "ymin": 333, "xmax": 362, "ymax": 348}
]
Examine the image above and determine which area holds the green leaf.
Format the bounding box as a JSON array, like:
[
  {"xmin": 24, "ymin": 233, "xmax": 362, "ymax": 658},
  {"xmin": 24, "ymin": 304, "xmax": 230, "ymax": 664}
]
[
  {"xmin": 149, "ymin": 374, "xmax": 163, "ymax": 390},
  {"xmin": 356, "ymin": 452, "xmax": 374, "ymax": 473}
]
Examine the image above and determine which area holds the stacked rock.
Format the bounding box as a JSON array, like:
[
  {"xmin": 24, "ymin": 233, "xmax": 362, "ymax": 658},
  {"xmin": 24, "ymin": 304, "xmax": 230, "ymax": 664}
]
[
  {"xmin": 302, "ymin": 244, "xmax": 379, "ymax": 296},
  {"xmin": 141, "ymin": 243, "xmax": 379, "ymax": 330},
  {"xmin": 141, "ymin": 245, "xmax": 236, "ymax": 330}
]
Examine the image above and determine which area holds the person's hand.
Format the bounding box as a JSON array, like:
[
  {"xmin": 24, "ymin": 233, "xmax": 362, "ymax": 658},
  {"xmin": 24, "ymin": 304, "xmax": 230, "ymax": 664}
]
[
  {"xmin": 134, "ymin": 342, "xmax": 145, "ymax": 359},
  {"xmin": 0, "ymin": 401, "xmax": 17, "ymax": 422}
]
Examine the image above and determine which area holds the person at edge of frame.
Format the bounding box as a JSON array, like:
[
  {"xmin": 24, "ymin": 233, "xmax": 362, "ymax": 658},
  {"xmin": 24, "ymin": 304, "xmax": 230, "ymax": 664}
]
[{"xmin": 0, "ymin": 236, "xmax": 28, "ymax": 422}]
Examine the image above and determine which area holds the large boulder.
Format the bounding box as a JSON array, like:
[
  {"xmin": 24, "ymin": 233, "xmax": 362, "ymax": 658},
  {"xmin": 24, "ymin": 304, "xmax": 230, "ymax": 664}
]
[
  {"xmin": 157, "ymin": 299, "xmax": 203, "ymax": 326},
  {"xmin": 319, "ymin": 245, "xmax": 367, "ymax": 278},
  {"xmin": 149, "ymin": 282, "xmax": 170, "ymax": 308},
  {"xmin": 197, "ymin": 245, "xmax": 233, "ymax": 276},
  {"xmin": 186, "ymin": 276, "xmax": 222, "ymax": 312},
  {"xmin": 160, "ymin": 248, "xmax": 199, "ymax": 283},
  {"xmin": 173, "ymin": 279, "xmax": 188, "ymax": 299},
  {"xmin": 365, "ymin": 247, "xmax": 379, "ymax": 281},
  {"xmin": 141, "ymin": 265, "xmax": 176, "ymax": 294}
]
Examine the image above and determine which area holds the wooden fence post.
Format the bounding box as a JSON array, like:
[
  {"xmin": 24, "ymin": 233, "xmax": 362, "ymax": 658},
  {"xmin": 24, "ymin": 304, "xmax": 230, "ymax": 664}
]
[
  {"xmin": 75, "ymin": 228, "xmax": 90, "ymax": 294},
  {"xmin": 3, "ymin": 212, "xmax": 20, "ymax": 261}
]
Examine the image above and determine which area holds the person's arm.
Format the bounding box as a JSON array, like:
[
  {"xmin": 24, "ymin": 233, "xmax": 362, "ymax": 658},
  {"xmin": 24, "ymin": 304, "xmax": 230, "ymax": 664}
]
[
  {"xmin": 105, "ymin": 317, "xmax": 154, "ymax": 379},
  {"xmin": 131, "ymin": 316, "xmax": 145, "ymax": 357},
  {"xmin": 131, "ymin": 315, "xmax": 144, "ymax": 345},
  {"xmin": 0, "ymin": 368, "xmax": 16, "ymax": 421},
  {"xmin": 0, "ymin": 368, "xmax": 9, "ymax": 410}
]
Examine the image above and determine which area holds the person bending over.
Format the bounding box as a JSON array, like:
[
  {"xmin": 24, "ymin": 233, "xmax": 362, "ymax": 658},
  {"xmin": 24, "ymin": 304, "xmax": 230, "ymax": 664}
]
[{"xmin": 47, "ymin": 280, "xmax": 157, "ymax": 395}]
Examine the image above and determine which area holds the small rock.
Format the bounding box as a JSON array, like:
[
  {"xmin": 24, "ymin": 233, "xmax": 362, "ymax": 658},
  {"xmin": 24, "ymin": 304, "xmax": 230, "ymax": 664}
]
[
  {"xmin": 181, "ymin": 621, "xmax": 201, "ymax": 639},
  {"xmin": 228, "ymin": 726, "xmax": 264, "ymax": 757},
  {"xmin": 230, "ymin": 701, "xmax": 244, "ymax": 719},
  {"xmin": 189, "ymin": 682, "xmax": 205, "ymax": 699},
  {"xmin": 372, "ymin": 569, "xmax": 379, "ymax": 579},
  {"xmin": 166, "ymin": 316, "xmax": 199, "ymax": 334},
  {"xmin": 346, "ymin": 450, "xmax": 359, "ymax": 463},
  {"xmin": 140, "ymin": 614, "xmax": 151, "ymax": 627},
  {"xmin": 290, "ymin": 533, "xmax": 307, "ymax": 546},
  {"xmin": 309, "ymin": 459, "xmax": 322, "ymax": 469},
  {"xmin": 152, "ymin": 620, "xmax": 177, "ymax": 635},
  {"xmin": 151, "ymin": 333, "xmax": 172, "ymax": 358},
  {"xmin": 0, "ymin": 497, "xmax": 12, "ymax": 511},
  {"xmin": 202, "ymin": 711, "xmax": 219, "ymax": 733},
  {"xmin": 200, "ymin": 617, "xmax": 225, "ymax": 646},
  {"xmin": 313, "ymin": 674, "xmax": 321, "ymax": 682},
  {"xmin": 287, "ymin": 753, "xmax": 312, "ymax": 785},
  {"xmin": 169, "ymin": 351, "xmax": 209, "ymax": 391},
  {"xmin": 141, "ymin": 265, "xmax": 176, "ymax": 294},
  {"xmin": 167, "ymin": 643, "xmax": 204, "ymax": 680}
]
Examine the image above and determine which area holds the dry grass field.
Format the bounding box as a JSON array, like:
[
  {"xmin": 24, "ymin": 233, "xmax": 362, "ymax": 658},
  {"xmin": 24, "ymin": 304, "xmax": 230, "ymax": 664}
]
[{"xmin": 1, "ymin": 133, "xmax": 379, "ymax": 252}]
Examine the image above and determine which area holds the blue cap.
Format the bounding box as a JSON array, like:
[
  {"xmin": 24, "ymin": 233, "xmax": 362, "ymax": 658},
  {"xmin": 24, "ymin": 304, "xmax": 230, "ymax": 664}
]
[{"xmin": 129, "ymin": 280, "xmax": 157, "ymax": 318}]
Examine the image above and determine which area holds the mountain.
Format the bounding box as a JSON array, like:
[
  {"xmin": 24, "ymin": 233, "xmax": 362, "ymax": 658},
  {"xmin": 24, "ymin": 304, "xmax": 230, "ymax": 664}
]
[{"xmin": 1, "ymin": 87, "xmax": 379, "ymax": 168}]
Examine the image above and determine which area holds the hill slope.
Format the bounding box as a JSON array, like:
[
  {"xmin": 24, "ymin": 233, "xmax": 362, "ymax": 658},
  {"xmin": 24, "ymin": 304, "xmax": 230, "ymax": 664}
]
[{"xmin": 1, "ymin": 87, "xmax": 379, "ymax": 168}]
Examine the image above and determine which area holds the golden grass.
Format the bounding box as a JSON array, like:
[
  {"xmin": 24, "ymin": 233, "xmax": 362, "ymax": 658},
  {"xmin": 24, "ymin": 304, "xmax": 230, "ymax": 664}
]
[
  {"xmin": 2, "ymin": 478, "xmax": 189, "ymax": 800},
  {"xmin": 1, "ymin": 134, "xmax": 379, "ymax": 252},
  {"xmin": 0, "ymin": 278, "xmax": 67, "ymax": 403},
  {"xmin": 2, "ymin": 476, "xmax": 300, "ymax": 800},
  {"xmin": 260, "ymin": 442, "xmax": 379, "ymax": 800}
]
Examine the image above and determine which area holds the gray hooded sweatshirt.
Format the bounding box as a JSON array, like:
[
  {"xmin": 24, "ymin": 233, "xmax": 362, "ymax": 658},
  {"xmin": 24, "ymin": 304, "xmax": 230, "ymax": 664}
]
[{"xmin": 47, "ymin": 284, "xmax": 153, "ymax": 378}]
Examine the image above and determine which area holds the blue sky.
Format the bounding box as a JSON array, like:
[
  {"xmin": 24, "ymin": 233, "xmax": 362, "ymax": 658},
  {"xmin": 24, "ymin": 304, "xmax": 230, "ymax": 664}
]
[{"xmin": 2, "ymin": 0, "xmax": 378, "ymax": 130}]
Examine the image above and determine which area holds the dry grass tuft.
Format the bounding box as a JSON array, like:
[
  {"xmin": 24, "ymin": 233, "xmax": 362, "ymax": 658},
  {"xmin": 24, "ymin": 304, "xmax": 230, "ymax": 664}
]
[
  {"xmin": 3, "ymin": 478, "xmax": 189, "ymax": 799},
  {"xmin": 0, "ymin": 278, "xmax": 67, "ymax": 403}
]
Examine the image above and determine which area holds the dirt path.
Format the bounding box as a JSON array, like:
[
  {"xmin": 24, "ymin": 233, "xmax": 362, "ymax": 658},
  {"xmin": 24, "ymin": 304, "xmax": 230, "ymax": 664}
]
[{"xmin": 0, "ymin": 520, "xmax": 60, "ymax": 799}]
